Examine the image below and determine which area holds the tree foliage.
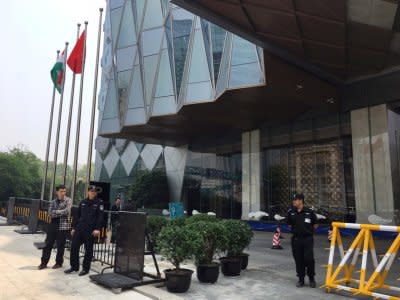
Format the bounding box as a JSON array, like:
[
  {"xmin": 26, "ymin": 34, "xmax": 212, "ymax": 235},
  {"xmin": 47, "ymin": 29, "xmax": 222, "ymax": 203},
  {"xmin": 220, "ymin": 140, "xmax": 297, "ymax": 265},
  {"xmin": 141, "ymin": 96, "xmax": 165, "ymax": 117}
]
[
  {"xmin": 0, "ymin": 146, "xmax": 92, "ymax": 202},
  {"xmin": 127, "ymin": 169, "xmax": 170, "ymax": 209},
  {"xmin": 0, "ymin": 148, "xmax": 42, "ymax": 201}
]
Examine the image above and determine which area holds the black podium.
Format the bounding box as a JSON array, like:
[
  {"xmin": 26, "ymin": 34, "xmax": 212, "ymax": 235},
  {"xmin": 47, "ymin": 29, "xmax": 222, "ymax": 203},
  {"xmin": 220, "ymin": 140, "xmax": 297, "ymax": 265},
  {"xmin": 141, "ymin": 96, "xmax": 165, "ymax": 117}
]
[{"xmin": 89, "ymin": 212, "xmax": 164, "ymax": 293}]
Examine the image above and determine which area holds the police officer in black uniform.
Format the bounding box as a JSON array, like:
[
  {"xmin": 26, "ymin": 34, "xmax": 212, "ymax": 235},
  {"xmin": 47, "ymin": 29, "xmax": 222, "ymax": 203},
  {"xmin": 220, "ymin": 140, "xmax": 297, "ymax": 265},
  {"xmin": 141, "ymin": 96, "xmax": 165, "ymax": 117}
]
[
  {"xmin": 287, "ymin": 193, "xmax": 318, "ymax": 288},
  {"xmin": 64, "ymin": 185, "xmax": 104, "ymax": 276}
]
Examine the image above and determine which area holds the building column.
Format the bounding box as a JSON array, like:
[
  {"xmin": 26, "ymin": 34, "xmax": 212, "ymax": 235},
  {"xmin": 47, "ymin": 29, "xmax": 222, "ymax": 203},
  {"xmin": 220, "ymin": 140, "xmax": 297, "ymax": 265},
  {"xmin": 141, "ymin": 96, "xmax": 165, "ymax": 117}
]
[
  {"xmin": 351, "ymin": 104, "xmax": 395, "ymax": 223},
  {"xmin": 164, "ymin": 146, "xmax": 188, "ymax": 202},
  {"xmin": 242, "ymin": 129, "xmax": 262, "ymax": 220}
]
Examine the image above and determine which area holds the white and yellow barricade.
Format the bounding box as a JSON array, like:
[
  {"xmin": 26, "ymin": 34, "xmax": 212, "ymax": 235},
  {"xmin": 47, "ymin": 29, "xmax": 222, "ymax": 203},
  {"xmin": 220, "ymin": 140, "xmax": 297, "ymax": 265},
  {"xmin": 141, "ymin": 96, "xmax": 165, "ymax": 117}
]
[{"xmin": 325, "ymin": 222, "xmax": 400, "ymax": 299}]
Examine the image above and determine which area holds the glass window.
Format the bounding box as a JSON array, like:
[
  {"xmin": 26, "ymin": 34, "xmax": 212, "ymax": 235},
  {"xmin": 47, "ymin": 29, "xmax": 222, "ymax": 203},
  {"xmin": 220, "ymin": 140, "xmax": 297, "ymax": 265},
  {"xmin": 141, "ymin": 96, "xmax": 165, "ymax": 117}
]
[
  {"xmin": 142, "ymin": 0, "xmax": 163, "ymax": 30},
  {"xmin": 110, "ymin": 7, "xmax": 123, "ymax": 50},
  {"xmin": 117, "ymin": 69, "xmax": 131, "ymax": 91},
  {"xmin": 116, "ymin": 46, "xmax": 137, "ymax": 72},
  {"xmin": 228, "ymin": 62, "xmax": 263, "ymax": 88},
  {"xmin": 186, "ymin": 81, "xmax": 213, "ymax": 103},
  {"xmin": 134, "ymin": 0, "xmax": 146, "ymax": 32},
  {"xmin": 117, "ymin": 0, "xmax": 137, "ymax": 48},
  {"xmin": 128, "ymin": 66, "xmax": 144, "ymax": 109},
  {"xmin": 189, "ymin": 29, "xmax": 210, "ymax": 83},
  {"xmin": 141, "ymin": 27, "xmax": 163, "ymax": 56},
  {"xmin": 211, "ymin": 24, "xmax": 226, "ymax": 83},
  {"xmin": 155, "ymin": 50, "xmax": 174, "ymax": 98},
  {"xmin": 143, "ymin": 54, "xmax": 158, "ymax": 106},
  {"xmin": 231, "ymin": 36, "xmax": 258, "ymax": 66},
  {"xmin": 216, "ymin": 34, "xmax": 232, "ymax": 96},
  {"xmin": 152, "ymin": 96, "xmax": 176, "ymax": 115},
  {"xmin": 201, "ymin": 19, "xmax": 212, "ymax": 83},
  {"xmin": 172, "ymin": 9, "xmax": 193, "ymax": 95},
  {"xmin": 103, "ymin": 80, "xmax": 118, "ymax": 119},
  {"xmin": 110, "ymin": 0, "xmax": 124, "ymax": 10}
]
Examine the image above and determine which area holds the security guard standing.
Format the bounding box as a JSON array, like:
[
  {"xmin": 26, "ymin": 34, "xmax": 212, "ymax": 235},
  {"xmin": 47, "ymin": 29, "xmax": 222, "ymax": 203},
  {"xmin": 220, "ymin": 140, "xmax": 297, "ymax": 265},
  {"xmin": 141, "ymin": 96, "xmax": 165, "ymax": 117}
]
[
  {"xmin": 64, "ymin": 185, "xmax": 104, "ymax": 276},
  {"xmin": 287, "ymin": 193, "xmax": 318, "ymax": 288}
]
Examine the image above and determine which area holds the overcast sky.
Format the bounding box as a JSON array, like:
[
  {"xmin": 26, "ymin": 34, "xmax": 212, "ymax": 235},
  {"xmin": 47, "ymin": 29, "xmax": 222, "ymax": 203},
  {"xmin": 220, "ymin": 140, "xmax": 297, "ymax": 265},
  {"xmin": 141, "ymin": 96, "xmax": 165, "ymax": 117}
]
[{"xmin": 0, "ymin": 0, "xmax": 105, "ymax": 165}]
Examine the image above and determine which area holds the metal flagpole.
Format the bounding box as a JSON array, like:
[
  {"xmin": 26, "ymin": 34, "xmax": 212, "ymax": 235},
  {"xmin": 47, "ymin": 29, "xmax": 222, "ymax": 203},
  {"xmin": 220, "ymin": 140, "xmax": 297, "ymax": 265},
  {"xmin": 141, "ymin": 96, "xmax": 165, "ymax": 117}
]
[
  {"xmin": 49, "ymin": 42, "xmax": 69, "ymax": 201},
  {"xmin": 40, "ymin": 50, "xmax": 60, "ymax": 200},
  {"xmin": 86, "ymin": 8, "xmax": 103, "ymax": 188},
  {"xmin": 62, "ymin": 23, "xmax": 81, "ymax": 185},
  {"xmin": 71, "ymin": 21, "xmax": 88, "ymax": 202}
]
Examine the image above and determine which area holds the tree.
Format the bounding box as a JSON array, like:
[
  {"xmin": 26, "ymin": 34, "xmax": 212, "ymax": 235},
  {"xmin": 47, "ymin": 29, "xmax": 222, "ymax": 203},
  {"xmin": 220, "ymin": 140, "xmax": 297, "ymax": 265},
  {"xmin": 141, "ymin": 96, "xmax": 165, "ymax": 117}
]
[
  {"xmin": 127, "ymin": 169, "xmax": 170, "ymax": 209},
  {"xmin": 0, "ymin": 147, "xmax": 42, "ymax": 201}
]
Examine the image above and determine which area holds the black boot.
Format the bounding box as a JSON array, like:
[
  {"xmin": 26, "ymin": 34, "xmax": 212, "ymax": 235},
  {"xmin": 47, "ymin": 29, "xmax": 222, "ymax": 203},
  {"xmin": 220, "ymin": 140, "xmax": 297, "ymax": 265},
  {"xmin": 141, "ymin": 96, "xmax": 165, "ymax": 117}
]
[
  {"xmin": 296, "ymin": 278, "xmax": 305, "ymax": 287},
  {"xmin": 309, "ymin": 277, "xmax": 316, "ymax": 288}
]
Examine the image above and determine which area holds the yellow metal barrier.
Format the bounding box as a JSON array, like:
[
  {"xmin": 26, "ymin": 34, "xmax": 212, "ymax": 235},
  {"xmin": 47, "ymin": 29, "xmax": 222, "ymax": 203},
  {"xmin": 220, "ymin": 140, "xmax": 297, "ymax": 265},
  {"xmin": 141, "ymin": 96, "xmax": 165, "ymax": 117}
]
[{"xmin": 325, "ymin": 222, "xmax": 400, "ymax": 300}]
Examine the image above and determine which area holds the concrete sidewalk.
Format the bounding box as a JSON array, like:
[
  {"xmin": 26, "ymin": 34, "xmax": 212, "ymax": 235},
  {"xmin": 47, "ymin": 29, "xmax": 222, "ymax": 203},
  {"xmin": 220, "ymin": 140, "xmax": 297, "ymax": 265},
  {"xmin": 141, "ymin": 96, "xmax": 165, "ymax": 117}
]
[
  {"xmin": 2, "ymin": 223, "xmax": 399, "ymax": 300},
  {"xmin": 0, "ymin": 225, "xmax": 151, "ymax": 300}
]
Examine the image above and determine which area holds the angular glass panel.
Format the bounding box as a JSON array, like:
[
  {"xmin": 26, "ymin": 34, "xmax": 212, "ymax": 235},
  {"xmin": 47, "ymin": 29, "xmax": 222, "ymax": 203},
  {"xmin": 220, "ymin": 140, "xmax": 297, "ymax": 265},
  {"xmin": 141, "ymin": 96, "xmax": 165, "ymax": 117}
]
[
  {"xmin": 172, "ymin": 9, "xmax": 193, "ymax": 37},
  {"xmin": 110, "ymin": 7, "xmax": 123, "ymax": 50},
  {"xmin": 117, "ymin": 0, "xmax": 137, "ymax": 48},
  {"xmin": 216, "ymin": 34, "xmax": 232, "ymax": 96},
  {"xmin": 186, "ymin": 81, "xmax": 212, "ymax": 103},
  {"xmin": 228, "ymin": 62, "xmax": 263, "ymax": 88},
  {"xmin": 135, "ymin": 143, "xmax": 145, "ymax": 152},
  {"xmin": 231, "ymin": 35, "xmax": 258, "ymax": 66},
  {"xmin": 165, "ymin": 14, "xmax": 175, "ymax": 95},
  {"xmin": 172, "ymin": 10, "xmax": 193, "ymax": 95},
  {"xmin": 210, "ymin": 24, "xmax": 226, "ymax": 83},
  {"xmin": 128, "ymin": 66, "xmax": 144, "ymax": 109},
  {"xmin": 152, "ymin": 96, "xmax": 176, "ymax": 115},
  {"xmin": 116, "ymin": 45, "xmax": 137, "ymax": 71},
  {"xmin": 142, "ymin": 0, "xmax": 163, "ymax": 30},
  {"xmin": 189, "ymin": 29, "xmax": 210, "ymax": 83},
  {"xmin": 103, "ymin": 80, "xmax": 118, "ymax": 119},
  {"xmin": 141, "ymin": 27, "xmax": 163, "ymax": 56},
  {"xmin": 161, "ymin": 0, "xmax": 170, "ymax": 17},
  {"xmin": 201, "ymin": 19, "xmax": 213, "ymax": 83},
  {"xmin": 134, "ymin": 0, "xmax": 146, "ymax": 32},
  {"xmin": 125, "ymin": 108, "xmax": 146, "ymax": 125},
  {"xmin": 143, "ymin": 54, "xmax": 159, "ymax": 106},
  {"xmin": 156, "ymin": 50, "xmax": 174, "ymax": 97},
  {"xmin": 110, "ymin": 0, "xmax": 124, "ymax": 10},
  {"xmin": 117, "ymin": 69, "xmax": 132, "ymax": 91}
]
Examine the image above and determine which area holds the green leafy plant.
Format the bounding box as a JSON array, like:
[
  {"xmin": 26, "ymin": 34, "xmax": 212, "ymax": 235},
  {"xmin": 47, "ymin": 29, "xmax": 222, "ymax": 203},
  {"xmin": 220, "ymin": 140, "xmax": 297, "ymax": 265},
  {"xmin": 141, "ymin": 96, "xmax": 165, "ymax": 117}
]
[
  {"xmin": 157, "ymin": 224, "xmax": 198, "ymax": 269},
  {"xmin": 220, "ymin": 220, "xmax": 254, "ymax": 256},
  {"xmin": 146, "ymin": 216, "xmax": 168, "ymax": 247},
  {"xmin": 169, "ymin": 217, "xmax": 186, "ymax": 227},
  {"xmin": 185, "ymin": 213, "xmax": 218, "ymax": 225},
  {"xmin": 127, "ymin": 170, "xmax": 169, "ymax": 209},
  {"xmin": 187, "ymin": 221, "xmax": 227, "ymax": 265}
]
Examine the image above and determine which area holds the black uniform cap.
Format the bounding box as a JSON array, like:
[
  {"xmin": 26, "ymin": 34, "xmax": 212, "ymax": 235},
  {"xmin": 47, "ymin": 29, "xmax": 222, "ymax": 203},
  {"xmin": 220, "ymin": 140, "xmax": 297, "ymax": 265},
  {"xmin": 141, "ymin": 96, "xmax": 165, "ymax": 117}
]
[
  {"xmin": 293, "ymin": 193, "xmax": 304, "ymax": 201},
  {"xmin": 88, "ymin": 185, "xmax": 97, "ymax": 191}
]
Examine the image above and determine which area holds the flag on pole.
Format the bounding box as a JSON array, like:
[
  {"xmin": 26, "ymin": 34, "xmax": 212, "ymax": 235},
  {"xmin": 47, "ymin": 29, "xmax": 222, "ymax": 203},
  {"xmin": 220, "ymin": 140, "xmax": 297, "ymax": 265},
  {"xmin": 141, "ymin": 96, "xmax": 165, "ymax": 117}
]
[
  {"xmin": 67, "ymin": 31, "xmax": 86, "ymax": 74},
  {"xmin": 50, "ymin": 51, "xmax": 65, "ymax": 93}
]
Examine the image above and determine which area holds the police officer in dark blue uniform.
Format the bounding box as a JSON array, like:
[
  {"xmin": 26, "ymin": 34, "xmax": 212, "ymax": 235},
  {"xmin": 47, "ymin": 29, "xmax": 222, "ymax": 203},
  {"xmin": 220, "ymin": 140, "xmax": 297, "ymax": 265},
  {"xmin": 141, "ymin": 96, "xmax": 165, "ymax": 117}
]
[
  {"xmin": 64, "ymin": 185, "xmax": 104, "ymax": 276},
  {"xmin": 287, "ymin": 193, "xmax": 318, "ymax": 288}
]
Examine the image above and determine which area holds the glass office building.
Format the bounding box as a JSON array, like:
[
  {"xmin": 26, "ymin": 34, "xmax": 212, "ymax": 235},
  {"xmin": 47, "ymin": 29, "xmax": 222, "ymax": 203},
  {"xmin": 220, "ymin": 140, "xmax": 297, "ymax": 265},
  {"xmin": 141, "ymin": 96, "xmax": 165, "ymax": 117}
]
[{"xmin": 95, "ymin": 0, "xmax": 400, "ymax": 223}]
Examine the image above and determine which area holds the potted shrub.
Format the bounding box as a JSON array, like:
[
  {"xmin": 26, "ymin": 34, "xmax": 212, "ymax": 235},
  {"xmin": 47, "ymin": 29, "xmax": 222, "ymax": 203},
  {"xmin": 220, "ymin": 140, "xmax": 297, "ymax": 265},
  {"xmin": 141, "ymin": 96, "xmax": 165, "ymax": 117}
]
[
  {"xmin": 187, "ymin": 221, "xmax": 227, "ymax": 284},
  {"xmin": 146, "ymin": 216, "xmax": 168, "ymax": 252},
  {"xmin": 157, "ymin": 223, "xmax": 197, "ymax": 293},
  {"xmin": 220, "ymin": 220, "xmax": 254, "ymax": 275},
  {"xmin": 185, "ymin": 213, "xmax": 218, "ymax": 225}
]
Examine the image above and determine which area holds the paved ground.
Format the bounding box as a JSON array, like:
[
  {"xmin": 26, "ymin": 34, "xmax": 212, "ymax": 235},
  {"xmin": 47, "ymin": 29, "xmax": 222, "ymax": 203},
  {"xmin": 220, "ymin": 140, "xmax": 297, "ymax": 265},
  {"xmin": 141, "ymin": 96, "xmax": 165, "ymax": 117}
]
[
  {"xmin": 0, "ymin": 224, "xmax": 151, "ymax": 300},
  {"xmin": 2, "ymin": 219, "xmax": 400, "ymax": 300}
]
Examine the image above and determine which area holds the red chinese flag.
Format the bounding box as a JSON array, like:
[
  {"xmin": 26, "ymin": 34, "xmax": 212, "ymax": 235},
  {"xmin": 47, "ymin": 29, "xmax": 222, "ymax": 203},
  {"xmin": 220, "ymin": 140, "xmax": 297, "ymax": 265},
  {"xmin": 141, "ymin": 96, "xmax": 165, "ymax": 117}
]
[{"xmin": 67, "ymin": 31, "xmax": 86, "ymax": 74}]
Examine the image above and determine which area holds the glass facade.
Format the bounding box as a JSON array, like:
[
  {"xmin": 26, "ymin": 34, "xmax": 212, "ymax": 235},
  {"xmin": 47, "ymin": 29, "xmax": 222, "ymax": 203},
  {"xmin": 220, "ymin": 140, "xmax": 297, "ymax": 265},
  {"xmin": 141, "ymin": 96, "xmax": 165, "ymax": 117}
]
[
  {"xmin": 98, "ymin": 0, "xmax": 265, "ymax": 135},
  {"xmin": 95, "ymin": 0, "xmax": 358, "ymax": 221},
  {"xmin": 182, "ymin": 151, "xmax": 242, "ymax": 219},
  {"xmin": 261, "ymin": 113, "xmax": 355, "ymax": 221}
]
